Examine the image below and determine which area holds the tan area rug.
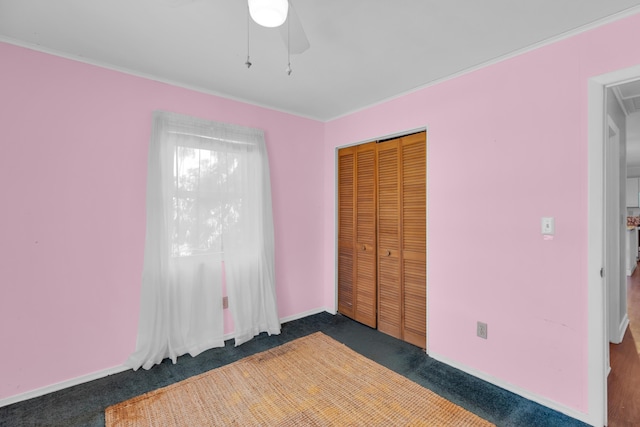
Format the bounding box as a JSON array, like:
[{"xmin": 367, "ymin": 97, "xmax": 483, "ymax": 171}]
[{"xmin": 106, "ymin": 332, "xmax": 494, "ymax": 426}]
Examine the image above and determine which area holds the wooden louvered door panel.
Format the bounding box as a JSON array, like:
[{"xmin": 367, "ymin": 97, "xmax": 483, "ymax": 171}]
[
  {"xmin": 376, "ymin": 138, "xmax": 402, "ymax": 339},
  {"xmin": 337, "ymin": 143, "xmax": 377, "ymax": 328},
  {"xmin": 337, "ymin": 147, "xmax": 356, "ymax": 319},
  {"xmin": 400, "ymin": 132, "xmax": 427, "ymax": 349},
  {"xmin": 354, "ymin": 143, "xmax": 377, "ymax": 328}
]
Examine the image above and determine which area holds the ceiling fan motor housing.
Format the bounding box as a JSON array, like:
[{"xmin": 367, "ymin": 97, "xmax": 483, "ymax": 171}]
[{"xmin": 248, "ymin": 0, "xmax": 289, "ymax": 28}]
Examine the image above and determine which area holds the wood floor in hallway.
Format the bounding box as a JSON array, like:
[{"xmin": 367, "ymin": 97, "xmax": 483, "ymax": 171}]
[{"xmin": 608, "ymin": 263, "xmax": 640, "ymax": 426}]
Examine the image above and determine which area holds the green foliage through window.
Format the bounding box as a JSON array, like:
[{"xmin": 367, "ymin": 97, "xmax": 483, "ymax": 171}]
[{"xmin": 171, "ymin": 145, "xmax": 241, "ymax": 257}]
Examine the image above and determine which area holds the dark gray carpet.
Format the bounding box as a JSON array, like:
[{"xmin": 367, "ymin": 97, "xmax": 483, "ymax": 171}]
[{"xmin": 0, "ymin": 312, "xmax": 588, "ymax": 427}]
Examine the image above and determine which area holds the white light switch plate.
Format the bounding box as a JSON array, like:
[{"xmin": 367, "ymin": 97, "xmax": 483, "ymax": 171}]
[{"xmin": 541, "ymin": 217, "xmax": 555, "ymax": 235}]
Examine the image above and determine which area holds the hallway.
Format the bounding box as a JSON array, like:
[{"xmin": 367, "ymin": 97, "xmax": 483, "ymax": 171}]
[{"xmin": 608, "ymin": 263, "xmax": 640, "ymax": 426}]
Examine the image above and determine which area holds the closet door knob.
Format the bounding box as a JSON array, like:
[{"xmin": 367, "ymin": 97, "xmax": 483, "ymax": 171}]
[
  {"xmin": 362, "ymin": 245, "xmax": 366, "ymax": 251},
  {"xmin": 386, "ymin": 250, "xmax": 391, "ymax": 256}
]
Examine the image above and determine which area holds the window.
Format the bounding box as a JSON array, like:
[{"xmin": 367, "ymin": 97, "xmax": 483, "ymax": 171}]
[{"xmin": 172, "ymin": 145, "xmax": 241, "ymax": 257}]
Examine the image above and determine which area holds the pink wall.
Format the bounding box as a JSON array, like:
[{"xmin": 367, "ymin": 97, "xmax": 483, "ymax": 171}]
[
  {"xmin": 0, "ymin": 42, "xmax": 324, "ymax": 399},
  {"xmin": 323, "ymin": 12, "xmax": 640, "ymax": 415},
  {"xmin": 3, "ymin": 10, "xmax": 640, "ymax": 416}
]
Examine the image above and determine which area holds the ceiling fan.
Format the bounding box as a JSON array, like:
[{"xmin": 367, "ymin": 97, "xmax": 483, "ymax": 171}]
[{"xmin": 161, "ymin": 0, "xmax": 310, "ymax": 71}]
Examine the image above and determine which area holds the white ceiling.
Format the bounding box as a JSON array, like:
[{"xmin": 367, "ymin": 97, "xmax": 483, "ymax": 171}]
[{"xmin": 2, "ymin": 0, "xmax": 640, "ymax": 121}]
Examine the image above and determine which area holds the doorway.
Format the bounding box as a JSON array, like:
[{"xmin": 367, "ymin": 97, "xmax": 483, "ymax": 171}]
[
  {"xmin": 588, "ymin": 64, "xmax": 640, "ymax": 427},
  {"xmin": 605, "ymin": 80, "xmax": 640, "ymax": 426}
]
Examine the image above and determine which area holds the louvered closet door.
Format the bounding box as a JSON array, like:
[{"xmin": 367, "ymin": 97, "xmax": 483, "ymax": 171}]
[
  {"xmin": 337, "ymin": 147, "xmax": 356, "ymax": 319},
  {"xmin": 338, "ymin": 134, "xmax": 425, "ymax": 345},
  {"xmin": 337, "ymin": 143, "xmax": 377, "ymax": 328},
  {"xmin": 377, "ymin": 138, "xmax": 402, "ymax": 339},
  {"xmin": 354, "ymin": 143, "xmax": 377, "ymax": 328},
  {"xmin": 401, "ymin": 132, "xmax": 427, "ymax": 349}
]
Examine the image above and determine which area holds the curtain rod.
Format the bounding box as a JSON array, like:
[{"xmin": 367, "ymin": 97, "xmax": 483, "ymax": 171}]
[{"xmin": 167, "ymin": 131, "xmax": 253, "ymax": 146}]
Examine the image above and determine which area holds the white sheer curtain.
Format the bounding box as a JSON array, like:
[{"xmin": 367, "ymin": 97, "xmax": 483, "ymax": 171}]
[{"xmin": 126, "ymin": 111, "xmax": 280, "ymax": 371}]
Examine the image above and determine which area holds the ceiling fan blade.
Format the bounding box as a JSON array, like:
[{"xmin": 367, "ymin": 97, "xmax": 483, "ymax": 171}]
[{"xmin": 279, "ymin": 2, "xmax": 310, "ymax": 54}]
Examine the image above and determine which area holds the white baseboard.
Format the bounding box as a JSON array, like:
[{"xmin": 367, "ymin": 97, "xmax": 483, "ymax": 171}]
[
  {"xmin": 429, "ymin": 351, "xmax": 594, "ymax": 426},
  {"xmin": 0, "ymin": 365, "xmax": 130, "ymax": 408},
  {"xmin": 626, "ymin": 263, "xmax": 636, "ymax": 277},
  {"xmin": 324, "ymin": 307, "xmax": 337, "ymax": 315},
  {"xmin": 614, "ymin": 314, "xmax": 630, "ymax": 344},
  {"xmin": 280, "ymin": 307, "xmax": 329, "ymax": 324},
  {"xmin": 1, "ymin": 308, "xmax": 332, "ymax": 408}
]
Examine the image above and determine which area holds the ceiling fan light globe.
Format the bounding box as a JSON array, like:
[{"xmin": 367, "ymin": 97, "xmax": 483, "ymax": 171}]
[{"xmin": 248, "ymin": 0, "xmax": 288, "ymax": 28}]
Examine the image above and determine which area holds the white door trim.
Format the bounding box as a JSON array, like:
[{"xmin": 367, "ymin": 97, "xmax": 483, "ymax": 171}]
[
  {"xmin": 588, "ymin": 64, "xmax": 640, "ymax": 427},
  {"xmin": 605, "ymin": 115, "xmax": 623, "ymax": 350}
]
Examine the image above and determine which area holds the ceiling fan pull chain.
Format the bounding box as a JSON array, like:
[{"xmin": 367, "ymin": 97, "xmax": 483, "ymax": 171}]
[
  {"xmin": 286, "ymin": 5, "xmax": 292, "ymax": 76},
  {"xmin": 245, "ymin": 3, "xmax": 252, "ymax": 69}
]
